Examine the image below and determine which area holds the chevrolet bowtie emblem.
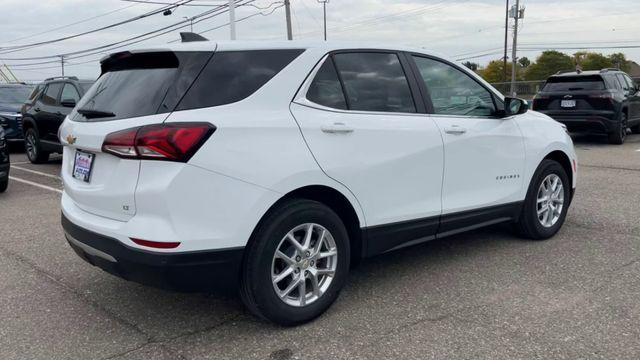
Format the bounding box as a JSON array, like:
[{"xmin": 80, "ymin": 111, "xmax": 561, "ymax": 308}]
[{"xmin": 66, "ymin": 134, "xmax": 77, "ymax": 145}]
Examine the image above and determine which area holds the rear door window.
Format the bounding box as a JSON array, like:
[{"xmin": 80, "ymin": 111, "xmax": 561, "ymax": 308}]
[
  {"xmin": 176, "ymin": 49, "xmax": 304, "ymax": 111},
  {"xmin": 542, "ymin": 76, "xmax": 605, "ymax": 91},
  {"xmin": 61, "ymin": 84, "xmax": 80, "ymax": 103},
  {"xmin": 332, "ymin": 52, "xmax": 416, "ymax": 113},
  {"xmin": 42, "ymin": 83, "xmax": 63, "ymax": 106}
]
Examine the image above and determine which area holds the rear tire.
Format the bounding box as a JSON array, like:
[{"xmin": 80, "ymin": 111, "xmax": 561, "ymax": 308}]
[
  {"xmin": 240, "ymin": 199, "xmax": 350, "ymax": 326},
  {"xmin": 515, "ymin": 159, "xmax": 571, "ymax": 240},
  {"xmin": 0, "ymin": 178, "xmax": 7, "ymax": 193},
  {"xmin": 608, "ymin": 113, "xmax": 627, "ymax": 145},
  {"xmin": 24, "ymin": 128, "xmax": 49, "ymax": 164}
]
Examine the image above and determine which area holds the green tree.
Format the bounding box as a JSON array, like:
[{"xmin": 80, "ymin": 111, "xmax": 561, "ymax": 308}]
[
  {"xmin": 608, "ymin": 53, "xmax": 631, "ymax": 72},
  {"xmin": 518, "ymin": 57, "xmax": 531, "ymax": 68},
  {"xmin": 524, "ymin": 50, "xmax": 574, "ymax": 80},
  {"xmin": 478, "ymin": 60, "xmax": 521, "ymax": 83},
  {"xmin": 577, "ymin": 52, "xmax": 613, "ymax": 71},
  {"xmin": 462, "ymin": 61, "xmax": 479, "ymax": 72}
]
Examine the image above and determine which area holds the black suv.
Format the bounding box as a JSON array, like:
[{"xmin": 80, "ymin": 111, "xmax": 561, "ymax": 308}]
[
  {"xmin": 532, "ymin": 69, "xmax": 640, "ymax": 144},
  {"xmin": 0, "ymin": 83, "xmax": 34, "ymax": 144},
  {"xmin": 0, "ymin": 127, "xmax": 9, "ymax": 192},
  {"xmin": 21, "ymin": 76, "xmax": 94, "ymax": 163}
]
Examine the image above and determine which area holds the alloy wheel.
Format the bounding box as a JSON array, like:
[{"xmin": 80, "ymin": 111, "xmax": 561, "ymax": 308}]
[
  {"xmin": 536, "ymin": 174, "xmax": 564, "ymax": 228},
  {"xmin": 25, "ymin": 132, "xmax": 37, "ymax": 160},
  {"xmin": 271, "ymin": 223, "xmax": 338, "ymax": 307}
]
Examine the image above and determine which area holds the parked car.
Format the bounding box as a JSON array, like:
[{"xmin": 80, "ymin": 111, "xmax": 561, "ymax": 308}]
[
  {"xmin": 59, "ymin": 41, "xmax": 577, "ymax": 326},
  {"xmin": 0, "ymin": 127, "xmax": 9, "ymax": 193},
  {"xmin": 21, "ymin": 76, "xmax": 94, "ymax": 163},
  {"xmin": 0, "ymin": 83, "xmax": 34, "ymax": 144},
  {"xmin": 532, "ymin": 69, "xmax": 640, "ymax": 144}
]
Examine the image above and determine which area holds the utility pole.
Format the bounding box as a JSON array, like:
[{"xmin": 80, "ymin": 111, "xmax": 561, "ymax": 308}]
[
  {"xmin": 503, "ymin": 0, "xmax": 509, "ymax": 83},
  {"xmin": 509, "ymin": 0, "xmax": 524, "ymax": 97},
  {"xmin": 229, "ymin": 0, "xmax": 236, "ymax": 40},
  {"xmin": 284, "ymin": 0, "xmax": 293, "ymax": 40},
  {"xmin": 318, "ymin": 0, "xmax": 328, "ymax": 41},
  {"xmin": 183, "ymin": 16, "xmax": 193, "ymax": 32},
  {"xmin": 60, "ymin": 55, "xmax": 65, "ymax": 77}
]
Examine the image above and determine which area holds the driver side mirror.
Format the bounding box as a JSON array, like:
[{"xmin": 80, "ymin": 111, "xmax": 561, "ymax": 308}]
[
  {"xmin": 500, "ymin": 97, "xmax": 529, "ymax": 117},
  {"xmin": 61, "ymin": 99, "xmax": 77, "ymax": 108}
]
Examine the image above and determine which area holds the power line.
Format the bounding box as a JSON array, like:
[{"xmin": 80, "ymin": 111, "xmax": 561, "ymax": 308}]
[{"xmin": 0, "ymin": 0, "xmax": 192, "ymax": 54}]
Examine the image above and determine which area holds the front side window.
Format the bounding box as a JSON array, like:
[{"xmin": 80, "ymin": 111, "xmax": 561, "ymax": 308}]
[
  {"xmin": 42, "ymin": 83, "xmax": 63, "ymax": 106},
  {"xmin": 412, "ymin": 56, "xmax": 496, "ymax": 117},
  {"xmin": 616, "ymin": 74, "xmax": 630, "ymax": 92},
  {"xmin": 332, "ymin": 52, "xmax": 416, "ymax": 113},
  {"xmin": 61, "ymin": 84, "xmax": 80, "ymax": 102},
  {"xmin": 307, "ymin": 58, "xmax": 347, "ymax": 110}
]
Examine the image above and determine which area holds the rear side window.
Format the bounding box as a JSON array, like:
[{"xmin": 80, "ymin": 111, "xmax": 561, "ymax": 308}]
[
  {"xmin": 543, "ymin": 76, "xmax": 605, "ymax": 91},
  {"xmin": 42, "ymin": 83, "xmax": 63, "ymax": 105},
  {"xmin": 307, "ymin": 58, "xmax": 347, "ymax": 110},
  {"xmin": 332, "ymin": 52, "xmax": 416, "ymax": 113},
  {"xmin": 176, "ymin": 50, "xmax": 304, "ymax": 110},
  {"xmin": 616, "ymin": 74, "xmax": 630, "ymax": 92}
]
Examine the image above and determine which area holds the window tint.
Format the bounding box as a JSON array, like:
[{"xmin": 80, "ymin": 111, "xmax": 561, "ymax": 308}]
[
  {"xmin": 412, "ymin": 56, "xmax": 495, "ymax": 116},
  {"xmin": 73, "ymin": 51, "xmax": 211, "ymax": 122},
  {"xmin": 177, "ymin": 50, "xmax": 304, "ymax": 111},
  {"xmin": 307, "ymin": 58, "xmax": 347, "ymax": 110},
  {"xmin": 604, "ymin": 75, "xmax": 621, "ymax": 90},
  {"xmin": 61, "ymin": 84, "xmax": 80, "ymax": 102},
  {"xmin": 332, "ymin": 52, "xmax": 416, "ymax": 113},
  {"xmin": 42, "ymin": 83, "xmax": 63, "ymax": 105},
  {"xmin": 624, "ymin": 75, "xmax": 636, "ymax": 89},
  {"xmin": 0, "ymin": 85, "xmax": 33, "ymax": 103},
  {"xmin": 543, "ymin": 76, "xmax": 605, "ymax": 92}
]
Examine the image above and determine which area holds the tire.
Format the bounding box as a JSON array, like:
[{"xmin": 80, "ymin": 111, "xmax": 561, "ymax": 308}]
[
  {"xmin": 607, "ymin": 113, "xmax": 627, "ymax": 145},
  {"xmin": 515, "ymin": 159, "xmax": 571, "ymax": 240},
  {"xmin": 24, "ymin": 128, "xmax": 49, "ymax": 164},
  {"xmin": 240, "ymin": 199, "xmax": 350, "ymax": 326},
  {"xmin": 0, "ymin": 178, "xmax": 7, "ymax": 193}
]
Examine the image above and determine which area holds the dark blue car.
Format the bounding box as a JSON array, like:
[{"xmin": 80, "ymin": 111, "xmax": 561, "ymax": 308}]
[{"xmin": 0, "ymin": 84, "xmax": 35, "ymax": 143}]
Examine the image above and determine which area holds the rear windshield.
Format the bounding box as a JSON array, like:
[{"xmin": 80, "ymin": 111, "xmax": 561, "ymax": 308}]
[
  {"xmin": 0, "ymin": 85, "xmax": 34, "ymax": 104},
  {"xmin": 72, "ymin": 49, "xmax": 303, "ymax": 122},
  {"xmin": 542, "ymin": 76, "xmax": 605, "ymax": 92}
]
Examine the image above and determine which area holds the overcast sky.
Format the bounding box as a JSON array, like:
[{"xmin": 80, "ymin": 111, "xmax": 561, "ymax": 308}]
[{"xmin": 1, "ymin": 0, "xmax": 638, "ymax": 82}]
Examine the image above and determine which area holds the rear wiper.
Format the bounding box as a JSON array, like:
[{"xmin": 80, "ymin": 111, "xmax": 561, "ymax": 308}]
[
  {"xmin": 568, "ymin": 87, "xmax": 584, "ymax": 91},
  {"xmin": 77, "ymin": 108, "xmax": 115, "ymax": 119}
]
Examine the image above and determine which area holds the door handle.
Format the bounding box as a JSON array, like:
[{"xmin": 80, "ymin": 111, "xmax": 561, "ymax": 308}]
[
  {"xmin": 444, "ymin": 125, "xmax": 467, "ymax": 135},
  {"xmin": 321, "ymin": 122, "xmax": 354, "ymax": 134}
]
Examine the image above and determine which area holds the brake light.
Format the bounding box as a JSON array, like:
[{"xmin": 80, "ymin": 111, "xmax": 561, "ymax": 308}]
[
  {"xmin": 102, "ymin": 122, "xmax": 215, "ymax": 162},
  {"xmin": 131, "ymin": 238, "xmax": 181, "ymax": 249}
]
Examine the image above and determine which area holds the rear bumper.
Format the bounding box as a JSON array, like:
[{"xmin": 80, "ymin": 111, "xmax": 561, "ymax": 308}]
[
  {"xmin": 62, "ymin": 214, "xmax": 244, "ymax": 292},
  {"xmin": 538, "ymin": 110, "xmax": 618, "ymax": 133}
]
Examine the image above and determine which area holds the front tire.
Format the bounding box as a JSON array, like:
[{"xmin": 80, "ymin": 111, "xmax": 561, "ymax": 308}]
[
  {"xmin": 0, "ymin": 178, "xmax": 7, "ymax": 193},
  {"xmin": 24, "ymin": 128, "xmax": 49, "ymax": 164},
  {"xmin": 240, "ymin": 199, "xmax": 350, "ymax": 326},
  {"xmin": 515, "ymin": 159, "xmax": 571, "ymax": 240},
  {"xmin": 608, "ymin": 113, "xmax": 627, "ymax": 145}
]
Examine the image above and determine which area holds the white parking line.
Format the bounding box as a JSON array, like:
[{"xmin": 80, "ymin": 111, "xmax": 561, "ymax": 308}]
[
  {"xmin": 11, "ymin": 165, "xmax": 61, "ymax": 180},
  {"xmin": 9, "ymin": 176, "xmax": 62, "ymax": 194},
  {"xmin": 10, "ymin": 161, "xmax": 30, "ymax": 165}
]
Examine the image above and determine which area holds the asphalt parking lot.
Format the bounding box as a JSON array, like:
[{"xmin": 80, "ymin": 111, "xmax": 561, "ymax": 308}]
[{"xmin": 1, "ymin": 134, "xmax": 639, "ymax": 360}]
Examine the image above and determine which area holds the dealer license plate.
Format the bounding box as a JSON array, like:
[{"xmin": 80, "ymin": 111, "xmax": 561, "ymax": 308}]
[{"xmin": 73, "ymin": 150, "xmax": 95, "ymax": 183}]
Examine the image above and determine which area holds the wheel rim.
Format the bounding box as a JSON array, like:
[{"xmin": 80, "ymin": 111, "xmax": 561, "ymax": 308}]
[
  {"xmin": 25, "ymin": 132, "xmax": 37, "ymax": 160},
  {"xmin": 536, "ymin": 174, "xmax": 564, "ymax": 228},
  {"xmin": 271, "ymin": 223, "xmax": 338, "ymax": 307}
]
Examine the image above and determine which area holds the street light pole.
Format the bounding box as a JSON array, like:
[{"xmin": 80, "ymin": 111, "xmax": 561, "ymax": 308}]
[
  {"xmin": 284, "ymin": 0, "xmax": 293, "ymax": 40},
  {"xmin": 183, "ymin": 16, "xmax": 193, "ymax": 32},
  {"xmin": 318, "ymin": 0, "xmax": 328, "ymax": 41},
  {"xmin": 509, "ymin": 0, "xmax": 523, "ymax": 97},
  {"xmin": 503, "ymin": 0, "xmax": 509, "ymax": 83},
  {"xmin": 229, "ymin": 0, "xmax": 236, "ymax": 40}
]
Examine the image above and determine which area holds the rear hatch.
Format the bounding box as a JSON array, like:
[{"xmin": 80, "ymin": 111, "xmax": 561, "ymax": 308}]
[
  {"xmin": 60, "ymin": 49, "xmax": 214, "ymax": 221},
  {"xmin": 533, "ymin": 75, "xmax": 614, "ymax": 112}
]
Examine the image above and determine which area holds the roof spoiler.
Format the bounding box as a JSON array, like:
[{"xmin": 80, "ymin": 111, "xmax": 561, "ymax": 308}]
[{"xmin": 180, "ymin": 32, "xmax": 209, "ymax": 43}]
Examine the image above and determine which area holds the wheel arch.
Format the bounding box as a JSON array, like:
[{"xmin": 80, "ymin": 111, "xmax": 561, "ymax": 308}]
[
  {"xmin": 543, "ymin": 150, "xmax": 573, "ymax": 193},
  {"xmin": 248, "ymin": 185, "xmax": 365, "ymax": 266},
  {"xmin": 21, "ymin": 116, "xmax": 37, "ymax": 132}
]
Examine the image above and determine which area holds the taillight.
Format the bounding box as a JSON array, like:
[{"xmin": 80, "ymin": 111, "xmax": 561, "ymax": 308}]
[
  {"xmin": 102, "ymin": 122, "xmax": 215, "ymax": 162},
  {"xmin": 131, "ymin": 238, "xmax": 180, "ymax": 249}
]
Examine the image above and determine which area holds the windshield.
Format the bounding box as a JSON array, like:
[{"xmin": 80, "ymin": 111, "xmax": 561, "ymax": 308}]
[
  {"xmin": 543, "ymin": 76, "xmax": 605, "ymax": 92},
  {"xmin": 0, "ymin": 85, "xmax": 34, "ymax": 104}
]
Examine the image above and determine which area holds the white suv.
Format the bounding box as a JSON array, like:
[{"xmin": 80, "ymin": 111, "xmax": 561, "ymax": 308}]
[{"xmin": 60, "ymin": 41, "xmax": 577, "ymax": 325}]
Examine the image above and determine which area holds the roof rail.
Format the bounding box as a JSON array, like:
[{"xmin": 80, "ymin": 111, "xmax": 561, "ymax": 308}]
[
  {"xmin": 555, "ymin": 69, "xmax": 576, "ymax": 75},
  {"xmin": 44, "ymin": 76, "xmax": 78, "ymax": 81},
  {"xmin": 600, "ymin": 68, "xmax": 620, "ymax": 73}
]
